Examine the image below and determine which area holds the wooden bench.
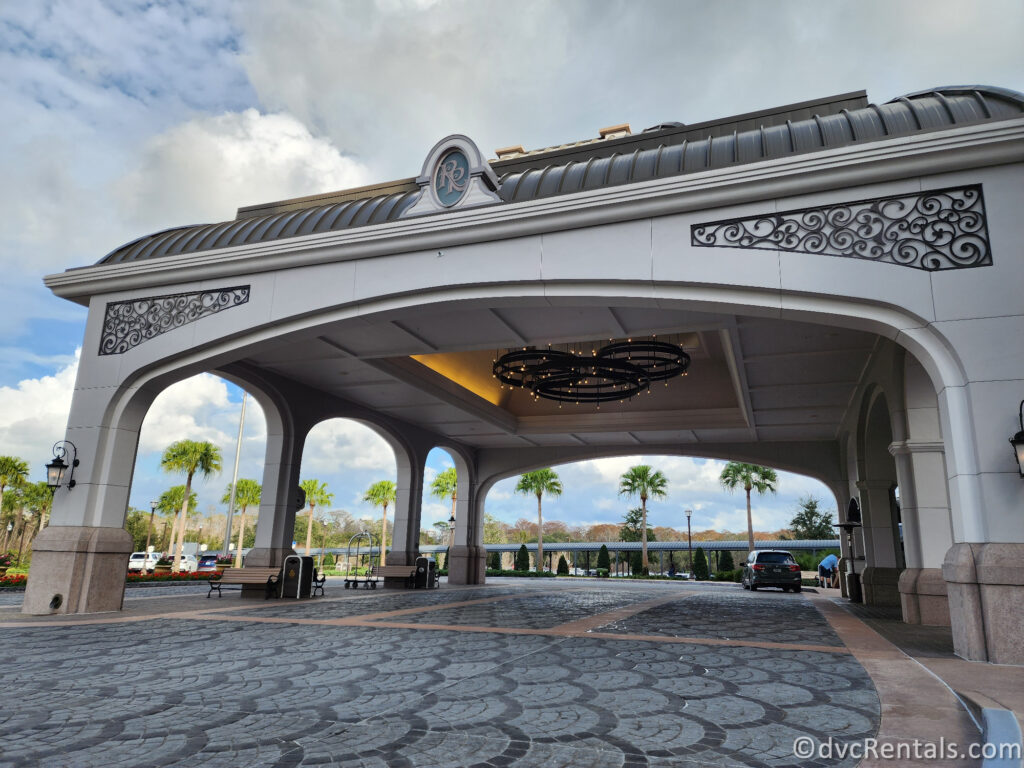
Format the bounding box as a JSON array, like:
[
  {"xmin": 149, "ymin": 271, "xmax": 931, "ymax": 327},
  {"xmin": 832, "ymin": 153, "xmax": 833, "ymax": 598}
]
[
  {"xmin": 208, "ymin": 567, "xmax": 281, "ymax": 599},
  {"xmin": 371, "ymin": 564, "xmax": 417, "ymax": 588}
]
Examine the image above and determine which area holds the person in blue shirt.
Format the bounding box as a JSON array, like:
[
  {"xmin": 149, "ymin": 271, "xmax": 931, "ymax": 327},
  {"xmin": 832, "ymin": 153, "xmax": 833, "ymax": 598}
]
[{"xmin": 818, "ymin": 553, "xmax": 839, "ymax": 588}]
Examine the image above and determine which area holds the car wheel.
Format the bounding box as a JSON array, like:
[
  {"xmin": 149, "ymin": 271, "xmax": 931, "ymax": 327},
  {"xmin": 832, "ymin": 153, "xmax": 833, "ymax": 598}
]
[
  {"xmin": 781, "ymin": 586, "xmax": 790, "ymax": 593},
  {"xmin": 750, "ymin": 583, "xmax": 757, "ymax": 591},
  {"xmin": 794, "ymin": 585, "xmax": 802, "ymax": 593}
]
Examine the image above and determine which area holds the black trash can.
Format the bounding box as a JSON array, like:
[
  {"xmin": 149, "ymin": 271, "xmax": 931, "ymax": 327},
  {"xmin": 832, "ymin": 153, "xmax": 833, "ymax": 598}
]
[
  {"xmin": 415, "ymin": 557, "xmax": 438, "ymax": 589},
  {"xmin": 846, "ymin": 561, "xmax": 863, "ymax": 604},
  {"xmin": 282, "ymin": 555, "xmax": 314, "ymax": 598}
]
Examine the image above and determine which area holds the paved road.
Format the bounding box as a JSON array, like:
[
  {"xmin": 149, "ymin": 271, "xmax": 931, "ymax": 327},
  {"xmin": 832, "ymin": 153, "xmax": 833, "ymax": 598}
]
[{"xmin": 0, "ymin": 579, "xmax": 877, "ymax": 767}]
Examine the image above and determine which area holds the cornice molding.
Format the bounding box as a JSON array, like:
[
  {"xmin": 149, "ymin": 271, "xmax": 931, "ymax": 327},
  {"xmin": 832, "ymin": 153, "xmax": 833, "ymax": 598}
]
[
  {"xmin": 46, "ymin": 119, "xmax": 1024, "ymax": 304},
  {"xmin": 889, "ymin": 439, "xmax": 946, "ymax": 456}
]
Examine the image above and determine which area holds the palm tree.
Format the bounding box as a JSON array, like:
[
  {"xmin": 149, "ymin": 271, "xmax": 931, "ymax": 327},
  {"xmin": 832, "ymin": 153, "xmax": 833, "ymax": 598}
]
[
  {"xmin": 0, "ymin": 456, "xmax": 29, "ymax": 521},
  {"xmin": 618, "ymin": 464, "xmax": 668, "ymax": 573},
  {"xmin": 300, "ymin": 479, "xmax": 334, "ymax": 555},
  {"xmin": 160, "ymin": 440, "xmax": 222, "ymax": 571},
  {"xmin": 430, "ymin": 467, "xmax": 458, "ymax": 549},
  {"xmin": 22, "ymin": 481, "xmax": 53, "ymax": 534},
  {"xmin": 719, "ymin": 462, "xmax": 779, "ymax": 553},
  {"xmin": 514, "ymin": 468, "xmax": 563, "ymax": 573},
  {"xmin": 221, "ymin": 479, "xmax": 261, "ymax": 567},
  {"xmin": 156, "ymin": 485, "xmax": 196, "ymax": 548},
  {"xmin": 363, "ymin": 480, "xmax": 396, "ymax": 566}
]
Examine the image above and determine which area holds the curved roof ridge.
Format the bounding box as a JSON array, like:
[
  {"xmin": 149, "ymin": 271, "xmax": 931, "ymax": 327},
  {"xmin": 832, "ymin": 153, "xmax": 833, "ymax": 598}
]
[{"xmin": 97, "ymin": 86, "xmax": 1023, "ymax": 267}]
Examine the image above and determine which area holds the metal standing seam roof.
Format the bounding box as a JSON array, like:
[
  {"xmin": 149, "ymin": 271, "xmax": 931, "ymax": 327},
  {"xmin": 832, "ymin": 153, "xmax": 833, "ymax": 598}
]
[{"xmin": 98, "ymin": 86, "xmax": 1024, "ymax": 267}]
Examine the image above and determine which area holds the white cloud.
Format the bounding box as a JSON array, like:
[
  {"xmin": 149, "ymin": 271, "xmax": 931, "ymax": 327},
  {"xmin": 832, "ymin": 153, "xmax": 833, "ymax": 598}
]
[
  {"xmin": 238, "ymin": 0, "xmax": 1024, "ymax": 181},
  {"xmin": 115, "ymin": 108, "xmax": 373, "ymax": 233},
  {"xmin": 303, "ymin": 419, "xmax": 396, "ymax": 475},
  {"xmin": 138, "ymin": 374, "xmax": 235, "ymax": 454},
  {"xmin": 0, "ymin": 350, "xmax": 80, "ymax": 472}
]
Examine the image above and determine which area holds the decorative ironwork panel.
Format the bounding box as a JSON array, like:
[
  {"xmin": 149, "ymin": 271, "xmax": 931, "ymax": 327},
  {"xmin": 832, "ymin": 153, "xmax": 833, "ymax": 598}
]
[
  {"xmin": 99, "ymin": 286, "xmax": 250, "ymax": 355},
  {"xmin": 691, "ymin": 185, "xmax": 991, "ymax": 271}
]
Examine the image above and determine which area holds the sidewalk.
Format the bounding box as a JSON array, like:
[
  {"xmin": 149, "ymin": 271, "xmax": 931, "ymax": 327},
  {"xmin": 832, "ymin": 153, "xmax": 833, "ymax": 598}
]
[{"xmin": 812, "ymin": 589, "xmax": 1024, "ymax": 768}]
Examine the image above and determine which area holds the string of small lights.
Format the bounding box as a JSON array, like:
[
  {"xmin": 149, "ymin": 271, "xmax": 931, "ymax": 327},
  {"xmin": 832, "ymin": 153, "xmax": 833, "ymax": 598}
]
[{"xmin": 492, "ymin": 335, "xmax": 690, "ymax": 406}]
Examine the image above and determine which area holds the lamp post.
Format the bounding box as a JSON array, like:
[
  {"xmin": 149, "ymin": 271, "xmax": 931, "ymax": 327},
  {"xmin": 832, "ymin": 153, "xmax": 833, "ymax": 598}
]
[
  {"xmin": 447, "ymin": 513, "xmax": 456, "ymax": 569},
  {"xmin": 223, "ymin": 391, "xmax": 248, "ymax": 553},
  {"xmin": 144, "ymin": 501, "xmax": 157, "ymax": 573},
  {"xmin": 685, "ymin": 508, "xmax": 693, "ymax": 575},
  {"xmin": 5, "ymin": 521, "xmax": 12, "ymax": 552}
]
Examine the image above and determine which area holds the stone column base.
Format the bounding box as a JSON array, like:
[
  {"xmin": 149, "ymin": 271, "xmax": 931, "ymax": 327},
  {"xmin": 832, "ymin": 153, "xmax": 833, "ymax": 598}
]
[
  {"xmin": 448, "ymin": 545, "xmax": 486, "ymax": 585},
  {"xmin": 898, "ymin": 568, "xmax": 950, "ymax": 625},
  {"xmin": 385, "ymin": 549, "xmax": 420, "ymax": 567},
  {"xmin": 23, "ymin": 526, "xmax": 133, "ymax": 615},
  {"xmin": 242, "ymin": 547, "xmax": 295, "ymax": 568},
  {"xmin": 943, "ymin": 543, "xmax": 1024, "ymax": 664},
  {"xmin": 861, "ymin": 566, "xmax": 902, "ymax": 607}
]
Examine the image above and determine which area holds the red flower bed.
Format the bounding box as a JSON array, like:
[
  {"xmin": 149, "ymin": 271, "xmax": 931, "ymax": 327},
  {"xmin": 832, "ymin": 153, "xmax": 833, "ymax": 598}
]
[{"xmin": 0, "ymin": 574, "xmax": 27, "ymax": 587}]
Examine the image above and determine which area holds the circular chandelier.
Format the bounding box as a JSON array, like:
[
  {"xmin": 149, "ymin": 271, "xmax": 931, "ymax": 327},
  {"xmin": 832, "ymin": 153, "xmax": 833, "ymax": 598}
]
[{"xmin": 493, "ymin": 337, "xmax": 691, "ymax": 405}]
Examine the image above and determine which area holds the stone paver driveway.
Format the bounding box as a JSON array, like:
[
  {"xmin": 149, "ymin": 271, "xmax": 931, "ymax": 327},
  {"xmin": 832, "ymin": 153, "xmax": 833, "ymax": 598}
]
[{"xmin": 0, "ymin": 579, "xmax": 878, "ymax": 767}]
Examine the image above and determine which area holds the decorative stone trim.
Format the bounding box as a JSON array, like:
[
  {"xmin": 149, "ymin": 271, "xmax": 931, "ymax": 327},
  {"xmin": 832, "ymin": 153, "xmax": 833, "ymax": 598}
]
[
  {"xmin": 99, "ymin": 285, "xmax": 250, "ymax": 355},
  {"xmin": 888, "ymin": 439, "xmax": 946, "ymax": 456},
  {"xmin": 691, "ymin": 185, "xmax": 991, "ymax": 271}
]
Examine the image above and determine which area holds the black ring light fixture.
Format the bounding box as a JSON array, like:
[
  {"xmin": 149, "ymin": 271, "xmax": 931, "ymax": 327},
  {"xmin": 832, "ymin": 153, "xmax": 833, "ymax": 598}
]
[{"xmin": 492, "ymin": 337, "xmax": 691, "ymax": 405}]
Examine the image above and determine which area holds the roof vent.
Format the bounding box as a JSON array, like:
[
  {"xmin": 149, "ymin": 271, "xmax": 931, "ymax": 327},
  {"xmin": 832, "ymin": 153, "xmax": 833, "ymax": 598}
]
[
  {"xmin": 598, "ymin": 123, "xmax": 632, "ymax": 140},
  {"xmin": 644, "ymin": 121, "xmax": 685, "ymax": 132},
  {"xmin": 495, "ymin": 145, "xmax": 526, "ymax": 159}
]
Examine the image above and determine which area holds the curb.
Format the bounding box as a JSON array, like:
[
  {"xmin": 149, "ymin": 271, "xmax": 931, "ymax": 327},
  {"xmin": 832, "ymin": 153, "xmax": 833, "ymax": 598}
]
[{"xmin": 958, "ymin": 690, "xmax": 1023, "ymax": 768}]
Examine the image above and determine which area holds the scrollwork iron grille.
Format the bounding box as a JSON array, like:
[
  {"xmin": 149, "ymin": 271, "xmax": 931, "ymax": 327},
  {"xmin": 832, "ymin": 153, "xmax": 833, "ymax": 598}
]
[
  {"xmin": 690, "ymin": 185, "xmax": 991, "ymax": 272},
  {"xmin": 99, "ymin": 286, "xmax": 250, "ymax": 355}
]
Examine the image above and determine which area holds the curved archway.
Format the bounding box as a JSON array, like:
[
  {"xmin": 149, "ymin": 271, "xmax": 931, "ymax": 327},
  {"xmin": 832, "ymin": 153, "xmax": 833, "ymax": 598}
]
[
  {"xmin": 27, "ymin": 278, "xmax": 979, "ymax": 612},
  {"xmin": 854, "ymin": 386, "xmax": 903, "ymax": 607}
]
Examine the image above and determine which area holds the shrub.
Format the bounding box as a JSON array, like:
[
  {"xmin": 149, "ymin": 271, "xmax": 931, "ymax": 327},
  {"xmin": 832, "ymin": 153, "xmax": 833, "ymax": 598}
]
[
  {"xmin": 0, "ymin": 552, "xmax": 13, "ymax": 568},
  {"xmin": 793, "ymin": 548, "xmax": 838, "ymax": 572},
  {"xmin": 596, "ymin": 568, "xmax": 609, "ymax": 578},
  {"xmin": 488, "ymin": 551, "xmax": 502, "ymax": 570},
  {"xmin": 718, "ymin": 550, "xmax": 735, "ymax": 572},
  {"xmin": 556, "ymin": 555, "xmax": 569, "ymax": 575},
  {"xmin": 692, "ymin": 548, "xmax": 709, "ymax": 580},
  {"xmin": 215, "ymin": 554, "xmax": 234, "ymax": 564},
  {"xmin": 125, "ymin": 572, "xmax": 215, "ymax": 583},
  {"xmin": 323, "ymin": 553, "xmax": 336, "ymax": 569},
  {"xmin": 596, "ymin": 545, "xmax": 610, "ymax": 571},
  {"xmin": 486, "ymin": 569, "xmax": 555, "ymax": 578},
  {"xmin": 515, "ymin": 544, "xmax": 530, "ymax": 572}
]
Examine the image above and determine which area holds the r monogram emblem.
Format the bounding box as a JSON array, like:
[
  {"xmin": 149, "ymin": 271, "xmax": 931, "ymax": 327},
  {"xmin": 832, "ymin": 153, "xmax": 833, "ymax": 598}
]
[{"xmin": 433, "ymin": 149, "xmax": 470, "ymax": 207}]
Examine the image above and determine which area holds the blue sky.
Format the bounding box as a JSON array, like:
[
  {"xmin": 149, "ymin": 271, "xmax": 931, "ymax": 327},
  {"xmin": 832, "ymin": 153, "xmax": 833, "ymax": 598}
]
[{"xmin": 1, "ymin": 0, "xmax": 1021, "ymax": 537}]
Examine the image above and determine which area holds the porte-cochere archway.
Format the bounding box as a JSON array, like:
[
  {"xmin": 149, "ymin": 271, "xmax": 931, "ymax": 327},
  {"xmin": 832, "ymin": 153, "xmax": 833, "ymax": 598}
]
[{"xmin": 28, "ymin": 86, "xmax": 1024, "ymax": 664}]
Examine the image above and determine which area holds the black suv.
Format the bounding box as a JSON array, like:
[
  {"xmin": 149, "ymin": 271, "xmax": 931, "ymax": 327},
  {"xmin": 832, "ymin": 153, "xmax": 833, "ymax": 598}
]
[{"xmin": 742, "ymin": 550, "xmax": 802, "ymax": 592}]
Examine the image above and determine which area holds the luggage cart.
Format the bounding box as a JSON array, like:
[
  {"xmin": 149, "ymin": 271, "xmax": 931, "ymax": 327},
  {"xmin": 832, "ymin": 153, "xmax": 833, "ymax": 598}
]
[{"xmin": 343, "ymin": 531, "xmax": 379, "ymax": 589}]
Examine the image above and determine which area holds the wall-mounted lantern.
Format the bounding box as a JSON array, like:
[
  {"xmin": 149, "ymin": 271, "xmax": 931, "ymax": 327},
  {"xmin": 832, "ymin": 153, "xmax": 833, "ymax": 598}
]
[
  {"xmin": 45, "ymin": 441, "xmax": 79, "ymax": 492},
  {"xmin": 1010, "ymin": 400, "xmax": 1024, "ymax": 477}
]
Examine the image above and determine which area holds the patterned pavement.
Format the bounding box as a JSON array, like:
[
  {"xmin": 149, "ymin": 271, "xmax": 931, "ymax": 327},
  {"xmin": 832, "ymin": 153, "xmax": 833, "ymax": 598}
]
[
  {"xmin": 0, "ymin": 580, "xmax": 878, "ymax": 767},
  {"xmin": 602, "ymin": 590, "xmax": 845, "ymax": 647}
]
